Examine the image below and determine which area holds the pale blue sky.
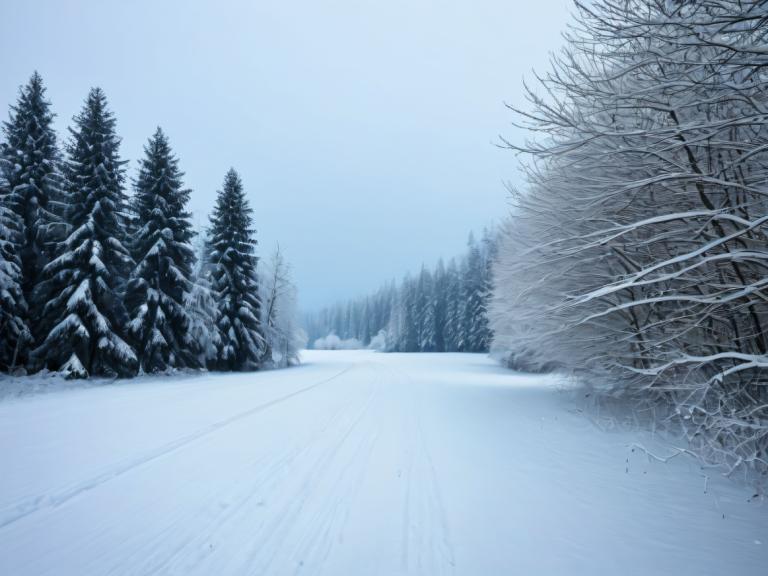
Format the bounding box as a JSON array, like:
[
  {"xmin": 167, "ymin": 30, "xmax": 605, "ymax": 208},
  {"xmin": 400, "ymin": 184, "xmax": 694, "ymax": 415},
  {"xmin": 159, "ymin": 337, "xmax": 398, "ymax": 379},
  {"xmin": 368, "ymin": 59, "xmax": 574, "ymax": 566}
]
[{"xmin": 0, "ymin": 0, "xmax": 571, "ymax": 309}]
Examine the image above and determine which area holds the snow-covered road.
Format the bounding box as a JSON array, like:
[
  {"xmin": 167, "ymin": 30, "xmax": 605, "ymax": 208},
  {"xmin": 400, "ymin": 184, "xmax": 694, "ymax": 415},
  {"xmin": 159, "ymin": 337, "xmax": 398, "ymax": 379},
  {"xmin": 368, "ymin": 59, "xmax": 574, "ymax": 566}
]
[{"xmin": 1, "ymin": 351, "xmax": 765, "ymax": 575}]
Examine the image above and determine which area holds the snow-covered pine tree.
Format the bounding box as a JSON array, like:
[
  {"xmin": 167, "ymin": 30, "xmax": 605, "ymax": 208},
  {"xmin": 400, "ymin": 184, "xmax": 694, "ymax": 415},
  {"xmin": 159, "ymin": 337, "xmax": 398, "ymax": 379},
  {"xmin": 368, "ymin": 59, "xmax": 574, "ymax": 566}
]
[
  {"xmin": 401, "ymin": 275, "xmax": 419, "ymax": 352},
  {"xmin": 34, "ymin": 88, "xmax": 136, "ymax": 378},
  {"xmin": 360, "ymin": 298, "xmax": 372, "ymax": 345},
  {"xmin": 444, "ymin": 258, "xmax": 462, "ymax": 352},
  {"xmin": 385, "ymin": 286, "xmax": 405, "ymax": 352},
  {"xmin": 432, "ymin": 259, "xmax": 447, "ymax": 352},
  {"xmin": 0, "ymin": 178, "xmax": 30, "ymax": 372},
  {"xmin": 462, "ymin": 234, "xmax": 487, "ymax": 352},
  {"xmin": 208, "ymin": 168, "xmax": 265, "ymax": 371},
  {"xmin": 416, "ymin": 266, "xmax": 436, "ymax": 351},
  {"xmin": 186, "ymin": 230, "xmax": 222, "ymax": 369},
  {"xmin": 126, "ymin": 128, "xmax": 198, "ymax": 372},
  {"xmin": 1, "ymin": 72, "xmax": 64, "ymax": 346},
  {"xmin": 344, "ymin": 301, "xmax": 355, "ymax": 340},
  {"xmin": 457, "ymin": 257, "xmax": 474, "ymax": 351},
  {"xmin": 377, "ymin": 283, "xmax": 396, "ymax": 340},
  {"xmin": 474, "ymin": 227, "xmax": 496, "ymax": 352}
]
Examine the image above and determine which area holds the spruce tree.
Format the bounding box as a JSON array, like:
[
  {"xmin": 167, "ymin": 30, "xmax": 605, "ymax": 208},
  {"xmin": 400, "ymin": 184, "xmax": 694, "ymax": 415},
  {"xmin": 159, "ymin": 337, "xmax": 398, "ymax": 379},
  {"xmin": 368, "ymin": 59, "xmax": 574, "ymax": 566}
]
[
  {"xmin": 463, "ymin": 233, "xmax": 490, "ymax": 352},
  {"xmin": 360, "ymin": 298, "xmax": 371, "ymax": 345},
  {"xmin": 208, "ymin": 168, "xmax": 264, "ymax": 370},
  {"xmin": 126, "ymin": 128, "xmax": 198, "ymax": 372},
  {"xmin": 34, "ymin": 88, "xmax": 136, "ymax": 377},
  {"xmin": 444, "ymin": 258, "xmax": 462, "ymax": 352},
  {"xmin": 474, "ymin": 228, "xmax": 496, "ymax": 352},
  {"xmin": 464, "ymin": 231, "xmax": 492, "ymax": 352},
  {"xmin": 401, "ymin": 275, "xmax": 419, "ymax": 352},
  {"xmin": 187, "ymin": 230, "xmax": 222, "ymax": 369},
  {"xmin": 0, "ymin": 181, "xmax": 30, "ymax": 372},
  {"xmin": 416, "ymin": 266, "xmax": 436, "ymax": 351},
  {"xmin": 432, "ymin": 259, "xmax": 448, "ymax": 352},
  {"xmin": 386, "ymin": 288, "xmax": 405, "ymax": 352},
  {"xmin": 1, "ymin": 72, "xmax": 64, "ymax": 343}
]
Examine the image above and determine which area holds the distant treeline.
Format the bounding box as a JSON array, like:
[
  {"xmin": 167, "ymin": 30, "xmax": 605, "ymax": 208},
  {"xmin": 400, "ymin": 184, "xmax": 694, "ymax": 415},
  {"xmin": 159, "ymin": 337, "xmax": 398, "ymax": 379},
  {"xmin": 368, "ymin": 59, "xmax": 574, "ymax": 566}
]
[{"xmin": 305, "ymin": 229, "xmax": 496, "ymax": 352}]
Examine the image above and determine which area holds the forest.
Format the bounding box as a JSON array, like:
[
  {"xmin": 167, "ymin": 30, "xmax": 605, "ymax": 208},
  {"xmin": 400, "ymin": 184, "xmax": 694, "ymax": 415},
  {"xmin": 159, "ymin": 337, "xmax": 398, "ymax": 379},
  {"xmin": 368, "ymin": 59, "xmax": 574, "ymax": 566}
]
[
  {"xmin": 0, "ymin": 77, "xmax": 302, "ymax": 378},
  {"xmin": 2, "ymin": 0, "xmax": 767, "ymax": 484},
  {"xmin": 304, "ymin": 228, "xmax": 496, "ymax": 353}
]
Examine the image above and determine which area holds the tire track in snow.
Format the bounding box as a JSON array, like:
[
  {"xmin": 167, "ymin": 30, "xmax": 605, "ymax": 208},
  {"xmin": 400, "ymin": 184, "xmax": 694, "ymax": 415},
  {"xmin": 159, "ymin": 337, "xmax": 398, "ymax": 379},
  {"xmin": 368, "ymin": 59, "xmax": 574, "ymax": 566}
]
[
  {"xmin": 0, "ymin": 365, "xmax": 355, "ymax": 531},
  {"xmin": 235, "ymin": 364, "xmax": 383, "ymax": 575},
  {"xmin": 119, "ymin": 380, "xmax": 373, "ymax": 576},
  {"xmin": 286, "ymin": 370, "xmax": 383, "ymax": 575},
  {"xmin": 415, "ymin": 415, "xmax": 456, "ymax": 575},
  {"xmin": 381, "ymin": 360, "xmax": 456, "ymax": 575}
]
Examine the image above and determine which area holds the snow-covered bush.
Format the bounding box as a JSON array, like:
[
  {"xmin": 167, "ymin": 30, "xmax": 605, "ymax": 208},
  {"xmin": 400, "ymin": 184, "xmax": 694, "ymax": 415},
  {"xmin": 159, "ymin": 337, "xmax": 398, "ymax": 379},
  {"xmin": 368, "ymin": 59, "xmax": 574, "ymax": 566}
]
[
  {"xmin": 313, "ymin": 333, "xmax": 363, "ymax": 351},
  {"xmin": 368, "ymin": 330, "xmax": 388, "ymax": 351}
]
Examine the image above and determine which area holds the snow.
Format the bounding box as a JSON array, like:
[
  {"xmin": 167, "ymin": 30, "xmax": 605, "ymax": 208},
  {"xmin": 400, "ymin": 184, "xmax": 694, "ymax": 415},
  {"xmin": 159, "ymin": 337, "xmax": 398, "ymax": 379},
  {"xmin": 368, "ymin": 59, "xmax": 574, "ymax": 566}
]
[{"xmin": 0, "ymin": 350, "xmax": 765, "ymax": 575}]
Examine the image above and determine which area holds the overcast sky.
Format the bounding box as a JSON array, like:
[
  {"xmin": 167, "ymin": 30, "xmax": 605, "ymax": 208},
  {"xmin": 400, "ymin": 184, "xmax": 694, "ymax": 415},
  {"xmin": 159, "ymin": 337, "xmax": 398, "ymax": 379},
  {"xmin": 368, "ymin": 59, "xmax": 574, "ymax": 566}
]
[{"xmin": 0, "ymin": 0, "xmax": 572, "ymax": 310}]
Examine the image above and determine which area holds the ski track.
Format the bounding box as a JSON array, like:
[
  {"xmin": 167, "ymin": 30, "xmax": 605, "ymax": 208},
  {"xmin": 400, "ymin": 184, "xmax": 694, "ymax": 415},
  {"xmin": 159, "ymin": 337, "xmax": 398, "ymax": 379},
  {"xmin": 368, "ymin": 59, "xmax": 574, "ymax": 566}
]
[
  {"xmin": 118, "ymin": 377, "xmax": 371, "ymax": 576},
  {"xmin": 0, "ymin": 364, "xmax": 355, "ymax": 531},
  {"xmin": 1, "ymin": 351, "xmax": 766, "ymax": 576},
  {"xmin": 383, "ymin": 360, "xmax": 456, "ymax": 576}
]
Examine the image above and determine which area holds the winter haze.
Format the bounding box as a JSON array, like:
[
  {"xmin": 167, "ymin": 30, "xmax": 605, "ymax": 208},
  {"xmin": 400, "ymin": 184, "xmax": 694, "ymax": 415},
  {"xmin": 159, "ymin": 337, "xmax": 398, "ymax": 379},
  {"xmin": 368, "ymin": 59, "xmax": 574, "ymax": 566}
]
[
  {"xmin": 0, "ymin": 0, "xmax": 570, "ymax": 310},
  {"xmin": 2, "ymin": 1, "xmax": 768, "ymax": 574}
]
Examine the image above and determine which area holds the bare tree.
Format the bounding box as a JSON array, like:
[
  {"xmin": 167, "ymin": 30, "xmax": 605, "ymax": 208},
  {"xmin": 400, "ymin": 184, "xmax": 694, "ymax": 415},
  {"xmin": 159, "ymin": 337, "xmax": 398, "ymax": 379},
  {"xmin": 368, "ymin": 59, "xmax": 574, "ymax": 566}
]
[
  {"xmin": 491, "ymin": 0, "xmax": 768, "ymax": 480},
  {"xmin": 260, "ymin": 245, "xmax": 303, "ymax": 368}
]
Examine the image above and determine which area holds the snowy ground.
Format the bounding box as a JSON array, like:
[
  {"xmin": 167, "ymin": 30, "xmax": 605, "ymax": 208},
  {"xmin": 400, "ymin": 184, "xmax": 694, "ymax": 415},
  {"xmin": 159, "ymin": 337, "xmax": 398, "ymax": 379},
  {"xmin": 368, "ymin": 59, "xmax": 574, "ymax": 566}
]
[{"xmin": 0, "ymin": 351, "xmax": 765, "ymax": 576}]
